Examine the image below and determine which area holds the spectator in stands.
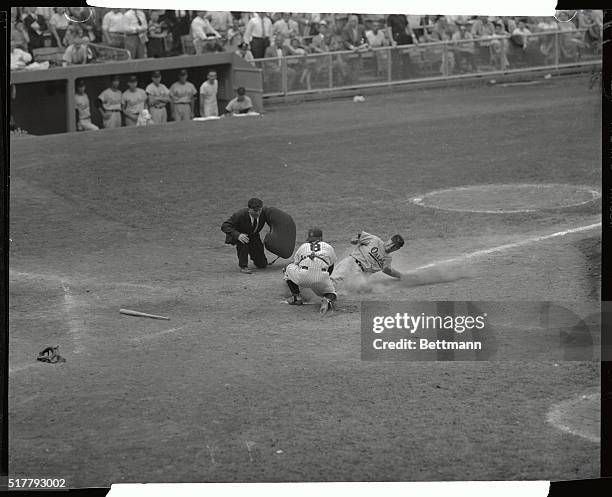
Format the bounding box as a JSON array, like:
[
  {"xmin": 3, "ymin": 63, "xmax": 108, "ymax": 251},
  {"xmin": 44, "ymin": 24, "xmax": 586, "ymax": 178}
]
[
  {"xmin": 489, "ymin": 22, "xmax": 510, "ymax": 69},
  {"xmin": 342, "ymin": 15, "xmax": 368, "ymax": 82},
  {"xmin": 35, "ymin": 7, "xmax": 53, "ymax": 22},
  {"xmin": 310, "ymin": 21, "xmax": 330, "ymax": 53},
  {"xmin": 342, "ymin": 14, "xmax": 367, "ymax": 51},
  {"xmin": 244, "ymin": 12, "xmax": 273, "ymax": 59},
  {"xmin": 226, "ymin": 87, "xmax": 253, "ymax": 114},
  {"xmin": 365, "ymin": 21, "xmax": 391, "ymax": 77},
  {"xmin": 199, "ymin": 70, "xmax": 219, "ymax": 117},
  {"xmin": 273, "ymin": 13, "xmax": 299, "ymax": 43},
  {"xmin": 146, "ymin": 71, "xmax": 170, "ymax": 124},
  {"xmin": 62, "ymin": 37, "xmax": 93, "ymax": 66},
  {"xmin": 191, "ymin": 11, "xmax": 223, "ymax": 54},
  {"xmin": 124, "ymin": 8, "xmax": 148, "ymax": 59},
  {"xmin": 75, "ymin": 80, "xmax": 99, "ymax": 132},
  {"xmin": 510, "ymin": 19, "xmax": 542, "ymax": 65},
  {"xmin": 67, "ymin": 7, "xmax": 97, "ymax": 42},
  {"xmin": 11, "ymin": 18, "xmax": 30, "ymax": 54},
  {"xmin": 451, "ymin": 23, "xmax": 477, "ymax": 73},
  {"xmin": 536, "ymin": 17, "xmax": 557, "ymax": 65},
  {"xmin": 22, "ymin": 7, "xmax": 48, "ymax": 52},
  {"xmin": 49, "ymin": 8, "xmax": 69, "ymax": 47},
  {"xmin": 63, "ymin": 23, "xmax": 84, "ymax": 47},
  {"xmin": 169, "ymin": 69, "xmax": 197, "ymax": 121},
  {"xmin": 10, "ymin": 39, "xmax": 32, "ymax": 70},
  {"xmin": 581, "ymin": 10, "xmax": 603, "ymax": 50},
  {"xmin": 235, "ymin": 42, "xmax": 255, "ymax": 65},
  {"xmin": 146, "ymin": 11, "xmax": 169, "ymax": 58},
  {"xmin": 511, "ymin": 19, "xmax": 532, "ymax": 49},
  {"xmin": 471, "ymin": 16, "xmax": 496, "ymax": 63},
  {"xmin": 422, "ymin": 18, "xmax": 455, "ymax": 75},
  {"xmin": 328, "ymin": 30, "xmax": 350, "ymax": 85},
  {"xmin": 226, "ymin": 19, "xmax": 246, "ymax": 52},
  {"xmin": 286, "ymin": 38, "xmax": 312, "ymax": 89},
  {"xmin": 264, "ymin": 34, "xmax": 298, "ymax": 90},
  {"xmin": 557, "ymin": 11, "xmax": 583, "ymax": 61},
  {"xmin": 102, "ymin": 8, "xmax": 126, "ymax": 48},
  {"xmin": 97, "ymin": 75, "xmax": 123, "ymax": 129},
  {"xmin": 209, "ymin": 11, "xmax": 233, "ymax": 43},
  {"xmin": 122, "ymin": 75, "xmax": 148, "ymax": 127}
]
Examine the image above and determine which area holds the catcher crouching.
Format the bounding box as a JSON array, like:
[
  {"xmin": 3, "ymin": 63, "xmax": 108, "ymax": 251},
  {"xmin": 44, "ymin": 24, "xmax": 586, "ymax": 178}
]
[{"xmin": 284, "ymin": 228, "xmax": 338, "ymax": 315}]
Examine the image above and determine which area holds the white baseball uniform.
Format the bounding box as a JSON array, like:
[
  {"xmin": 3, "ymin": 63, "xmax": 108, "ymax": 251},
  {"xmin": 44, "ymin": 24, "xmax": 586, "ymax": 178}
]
[
  {"xmin": 284, "ymin": 241, "xmax": 337, "ymax": 296},
  {"xmin": 331, "ymin": 231, "xmax": 393, "ymax": 290}
]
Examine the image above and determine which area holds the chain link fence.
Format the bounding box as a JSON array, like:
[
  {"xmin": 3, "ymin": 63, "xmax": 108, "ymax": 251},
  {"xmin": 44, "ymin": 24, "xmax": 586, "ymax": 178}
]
[{"xmin": 254, "ymin": 28, "xmax": 601, "ymax": 96}]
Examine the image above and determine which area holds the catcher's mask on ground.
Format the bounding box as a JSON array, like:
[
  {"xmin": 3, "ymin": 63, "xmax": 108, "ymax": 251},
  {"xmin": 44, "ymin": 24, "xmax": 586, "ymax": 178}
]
[
  {"xmin": 306, "ymin": 228, "xmax": 323, "ymax": 242},
  {"xmin": 385, "ymin": 234, "xmax": 404, "ymax": 252}
]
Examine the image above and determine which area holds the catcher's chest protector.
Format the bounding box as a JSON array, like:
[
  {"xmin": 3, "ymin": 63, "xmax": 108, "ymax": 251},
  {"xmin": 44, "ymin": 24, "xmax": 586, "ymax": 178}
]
[{"xmin": 264, "ymin": 207, "xmax": 297, "ymax": 259}]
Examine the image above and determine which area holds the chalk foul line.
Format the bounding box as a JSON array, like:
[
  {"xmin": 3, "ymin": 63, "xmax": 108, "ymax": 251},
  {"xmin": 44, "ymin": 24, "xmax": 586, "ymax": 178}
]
[{"xmin": 413, "ymin": 222, "xmax": 601, "ymax": 270}]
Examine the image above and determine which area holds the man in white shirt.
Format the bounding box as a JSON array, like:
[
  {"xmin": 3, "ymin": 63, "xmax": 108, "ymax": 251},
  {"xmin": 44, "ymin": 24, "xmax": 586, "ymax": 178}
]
[
  {"xmin": 10, "ymin": 40, "xmax": 32, "ymax": 70},
  {"xmin": 208, "ymin": 11, "xmax": 233, "ymax": 40},
  {"xmin": 199, "ymin": 70, "xmax": 219, "ymax": 117},
  {"xmin": 62, "ymin": 37, "xmax": 92, "ymax": 66},
  {"xmin": 191, "ymin": 11, "xmax": 222, "ymax": 54},
  {"xmin": 124, "ymin": 8, "xmax": 148, "ymax": 59},
  {"xmin": 272, "ymin": 13, "xmax": 299, "ymax": 43},
  {"xmin": 365, "ymin": 22, "xmax": 390, "ymax": 76},
  {"xmin": 244, "ymin": 12, "xmax": 273, "ymax": 59},
  {"xmin": 102, "ymin": 9, "xmax": 126, "ymax": 48}
]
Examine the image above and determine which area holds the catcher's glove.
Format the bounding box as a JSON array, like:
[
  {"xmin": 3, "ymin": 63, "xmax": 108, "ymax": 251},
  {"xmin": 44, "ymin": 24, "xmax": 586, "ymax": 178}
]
[{"xmin": 37, "ymin": 346, "xmax": 66, "ymax": 363}]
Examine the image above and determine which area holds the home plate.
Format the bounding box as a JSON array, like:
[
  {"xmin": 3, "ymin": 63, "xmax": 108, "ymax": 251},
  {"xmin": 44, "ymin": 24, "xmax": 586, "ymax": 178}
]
[{"xmin": 279, "ymin": 300, "xmax": 318, "ymax": 305}]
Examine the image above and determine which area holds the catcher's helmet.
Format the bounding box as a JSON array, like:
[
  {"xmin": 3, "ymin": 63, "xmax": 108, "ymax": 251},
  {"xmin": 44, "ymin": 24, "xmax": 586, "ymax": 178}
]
[
  {"xmin": 306, "ymin": 228, "xmax": 323, "ymax": 242},
  {"xmin": 391, "ymin": 234, "xmax": 405, "ymax": 248}
]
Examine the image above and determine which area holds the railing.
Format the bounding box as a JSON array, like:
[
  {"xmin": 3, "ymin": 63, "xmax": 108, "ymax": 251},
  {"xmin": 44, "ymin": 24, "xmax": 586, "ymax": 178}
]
[
  {"xmin": 89, "ymin": 43, "xmax": 131, "ymax": 63},
  {"xmin": 252, "ymin": 28, "xmax": 602, "ymax": 97}
]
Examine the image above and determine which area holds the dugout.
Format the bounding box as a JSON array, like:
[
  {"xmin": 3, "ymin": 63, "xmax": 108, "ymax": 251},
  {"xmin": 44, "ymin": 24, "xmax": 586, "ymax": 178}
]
[{"xmin": 10, "ymin": 52, "xmax": 263, "ymax": 135}]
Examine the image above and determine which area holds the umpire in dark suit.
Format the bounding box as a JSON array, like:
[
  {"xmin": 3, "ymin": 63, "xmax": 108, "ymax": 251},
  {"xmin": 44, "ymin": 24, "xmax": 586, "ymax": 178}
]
[{"xmin": 222, "ymin": 197, "xmax": 269, "ymax": 274}]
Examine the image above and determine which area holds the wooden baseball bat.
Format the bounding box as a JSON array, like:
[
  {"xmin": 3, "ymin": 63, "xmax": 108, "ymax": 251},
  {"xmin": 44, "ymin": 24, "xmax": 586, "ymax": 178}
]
[{"xmin": 120, "ymin": 308, "xmax": 170, "ymax": 320}]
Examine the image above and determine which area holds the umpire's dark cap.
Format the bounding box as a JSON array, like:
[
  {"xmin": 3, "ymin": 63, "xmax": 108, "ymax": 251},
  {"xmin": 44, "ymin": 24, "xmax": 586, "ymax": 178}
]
[
  {"xmin": 248, "ymin": 198, "xmax": 264, "ymax": 209},
  {"xmin": 110, "ymin": 74, "xmax": 120, "ymax": 82},
  {"xmin": 306, "ymin": 228, "xmax": 323, "ymax": 242},
  {"xmin": 151, "ymin": 70, "xmax": 162, "ymax": 78},
  {"xmin": 178, "ymin": 69, "xmax": 188, "ymax": 76},
  {"xmin": 127, "ymin": 74, "xmax": 138, "ymax": 83}
]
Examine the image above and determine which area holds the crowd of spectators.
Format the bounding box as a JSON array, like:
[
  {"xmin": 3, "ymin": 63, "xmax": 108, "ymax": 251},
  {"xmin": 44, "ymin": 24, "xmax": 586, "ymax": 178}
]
[{"xmin": 11, "ymin": 8, "xmax": 603, "ymax": 71}]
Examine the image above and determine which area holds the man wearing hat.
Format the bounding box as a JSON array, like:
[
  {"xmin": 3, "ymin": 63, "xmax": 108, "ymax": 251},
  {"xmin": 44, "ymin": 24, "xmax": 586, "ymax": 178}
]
[
  {"xmin": 331, "ymin": 231, "xmax": 405, "ymax": 292},
  {"xmin": 145, "ymin": 71, "xmax": 170, "ymax": 124},
  {"xmin": 221, "ymin": 197, "xmax": 271, "ymax": 274},
  {"xmin": 96, "ymin": 75, "xmax": 123, "ymax": 129},
  {"xmin": 283, "ymin": 228, "xmax": 338, "ymax": 315},
  {"xmin": 75, "ymin": 79, "xmax": 99, "ymax": 131},
  {"xmin": 122, "ymin": 75, "xmax": 147, "ymax": 127},
  {"xmin": 169, "ymin": 69, "xmax": 197, "ymax": 121}
]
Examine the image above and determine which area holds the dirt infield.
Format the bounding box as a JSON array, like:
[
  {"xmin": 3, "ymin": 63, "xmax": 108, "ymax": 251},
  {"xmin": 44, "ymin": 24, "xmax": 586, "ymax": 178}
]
[{"xmin": 9, "ymin": 75, "xmax": 601, "ymax": 486}]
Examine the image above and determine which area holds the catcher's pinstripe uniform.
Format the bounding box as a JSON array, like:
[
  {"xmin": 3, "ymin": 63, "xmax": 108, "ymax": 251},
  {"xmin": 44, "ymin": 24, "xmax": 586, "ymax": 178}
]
[{"xmin": 284, "ymin": 240, "xmax": 337, "ymax": 296}]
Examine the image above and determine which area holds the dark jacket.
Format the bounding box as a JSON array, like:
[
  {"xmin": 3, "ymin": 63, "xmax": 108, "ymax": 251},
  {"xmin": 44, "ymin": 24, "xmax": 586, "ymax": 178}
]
[{"xmin": 221, "ymin": 207, "xmax": 270, "ymax": 245}]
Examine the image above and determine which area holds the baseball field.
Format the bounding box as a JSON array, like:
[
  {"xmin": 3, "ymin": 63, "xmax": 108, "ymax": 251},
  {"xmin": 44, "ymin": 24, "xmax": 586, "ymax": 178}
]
[{"xmin": 9, "ymin": 74, "xmax": 601, "ymax": 487}]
